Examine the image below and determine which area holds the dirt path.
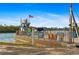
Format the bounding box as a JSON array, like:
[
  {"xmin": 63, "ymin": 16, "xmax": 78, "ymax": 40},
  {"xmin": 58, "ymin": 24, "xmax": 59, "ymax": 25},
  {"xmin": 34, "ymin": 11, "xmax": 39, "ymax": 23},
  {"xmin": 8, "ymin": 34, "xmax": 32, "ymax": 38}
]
[{"xmin": 0, "ymin": 45, "xmax": 79, "ymax": 55}]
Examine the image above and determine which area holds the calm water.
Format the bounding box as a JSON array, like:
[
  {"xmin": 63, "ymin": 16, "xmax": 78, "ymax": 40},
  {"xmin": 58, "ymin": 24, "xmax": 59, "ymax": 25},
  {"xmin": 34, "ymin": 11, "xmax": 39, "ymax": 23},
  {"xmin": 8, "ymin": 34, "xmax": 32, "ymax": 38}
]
[{"xmin": 0, "ymin": 33, "xmax": 16, "ymax": 42}]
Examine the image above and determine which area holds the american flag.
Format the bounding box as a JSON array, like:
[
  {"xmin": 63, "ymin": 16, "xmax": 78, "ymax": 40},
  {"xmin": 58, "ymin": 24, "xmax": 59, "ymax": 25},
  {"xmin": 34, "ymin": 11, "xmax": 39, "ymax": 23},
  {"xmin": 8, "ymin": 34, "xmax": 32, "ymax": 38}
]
[{"xmin": 29, "ymin": 15, "xmax": 34, "ymax": 18}]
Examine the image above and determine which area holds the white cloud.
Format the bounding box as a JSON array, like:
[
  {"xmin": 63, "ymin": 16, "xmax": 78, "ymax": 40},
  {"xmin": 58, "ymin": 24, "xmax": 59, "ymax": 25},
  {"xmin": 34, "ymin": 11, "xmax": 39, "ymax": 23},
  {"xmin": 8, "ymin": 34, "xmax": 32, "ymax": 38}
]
[
  {"xmin": 0, "ymin": 18, "xmax": 20, "ymax": 26},
  {"xmin": 0, "ymin": 12, "xmax": 79, "ymax": 28},
  {"xmin": 74, "ymin": 17, "xmax": 79, "ymax": 27},
  {"xmin": 30, "ymin": 13, "xmax": 69, "ymax": 28},
  {"xmin": 47, "ymin": 13, "xmax": 61, "ymax": 17}
]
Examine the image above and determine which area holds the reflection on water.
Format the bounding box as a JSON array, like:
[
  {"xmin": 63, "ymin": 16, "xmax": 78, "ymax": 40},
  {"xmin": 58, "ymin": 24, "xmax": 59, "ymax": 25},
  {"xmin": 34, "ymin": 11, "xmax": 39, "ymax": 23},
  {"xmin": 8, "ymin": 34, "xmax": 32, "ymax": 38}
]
[{"xmin": 0, "ymin": 33, "xmax": 16, "ymax": 42}]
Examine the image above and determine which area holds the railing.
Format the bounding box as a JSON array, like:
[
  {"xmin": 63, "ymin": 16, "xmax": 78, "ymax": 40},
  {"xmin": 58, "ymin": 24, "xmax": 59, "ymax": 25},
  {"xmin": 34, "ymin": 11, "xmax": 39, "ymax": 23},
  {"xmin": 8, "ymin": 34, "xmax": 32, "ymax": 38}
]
[{"xmin": 16, "ymin": 28, "xmax": 68, "ymax": 47}]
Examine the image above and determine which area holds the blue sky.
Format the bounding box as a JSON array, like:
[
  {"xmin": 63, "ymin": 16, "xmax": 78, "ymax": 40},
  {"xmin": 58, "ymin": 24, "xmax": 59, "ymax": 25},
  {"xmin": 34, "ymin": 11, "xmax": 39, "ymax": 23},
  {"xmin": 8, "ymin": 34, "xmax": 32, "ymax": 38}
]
[{"xmin": 0, "ymin": 3, "xmax": 79, "ymax": 28}]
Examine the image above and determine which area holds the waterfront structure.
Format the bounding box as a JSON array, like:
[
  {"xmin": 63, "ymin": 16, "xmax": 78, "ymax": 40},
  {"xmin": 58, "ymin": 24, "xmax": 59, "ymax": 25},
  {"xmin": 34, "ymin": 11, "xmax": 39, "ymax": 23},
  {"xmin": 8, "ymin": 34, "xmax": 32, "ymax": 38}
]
[
  {"xmin": 20, "ymin": 19, "xmax": 30, "ymax": 32},
  {"xmin": 16, "ymin": 4, "xmax": 79, "ymax": 47}
]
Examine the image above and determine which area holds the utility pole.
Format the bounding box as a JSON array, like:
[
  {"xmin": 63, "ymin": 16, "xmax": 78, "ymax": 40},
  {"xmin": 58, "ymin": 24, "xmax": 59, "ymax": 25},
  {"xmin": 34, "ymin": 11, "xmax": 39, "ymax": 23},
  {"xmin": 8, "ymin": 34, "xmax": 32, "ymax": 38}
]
[
  {"xmin": 69, "ymin": 3, "xmax": 78, "ymax": 43},
  {"xmin": 69, "ymin": 3, "xmax": 72, "ymax": 43}
]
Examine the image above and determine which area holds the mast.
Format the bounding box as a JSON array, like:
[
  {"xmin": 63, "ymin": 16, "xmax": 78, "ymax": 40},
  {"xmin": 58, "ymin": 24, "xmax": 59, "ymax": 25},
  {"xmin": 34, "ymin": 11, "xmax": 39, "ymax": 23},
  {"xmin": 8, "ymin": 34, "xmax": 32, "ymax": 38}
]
[{"xmin": 69, "ymin": 3, "xmax": 78, "ymax": 43}]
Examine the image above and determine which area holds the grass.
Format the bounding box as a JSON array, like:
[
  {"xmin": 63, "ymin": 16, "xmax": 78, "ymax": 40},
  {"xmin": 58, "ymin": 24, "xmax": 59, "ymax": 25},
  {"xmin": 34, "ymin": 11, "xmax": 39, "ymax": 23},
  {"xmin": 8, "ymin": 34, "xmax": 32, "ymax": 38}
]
[
  {"xmin": 0, "ymin": 42, "xmax": 14, "ymax": 45},
  {"xmin": 0, "ymin": 41, "xmax": 34, "ymax": 47}
]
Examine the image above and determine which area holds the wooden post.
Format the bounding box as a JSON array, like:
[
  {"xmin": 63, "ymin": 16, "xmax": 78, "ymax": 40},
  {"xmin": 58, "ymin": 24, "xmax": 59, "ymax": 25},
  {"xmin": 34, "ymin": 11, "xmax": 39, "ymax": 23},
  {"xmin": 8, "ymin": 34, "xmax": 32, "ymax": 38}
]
[
  {"xmin": 57, "ymin": 35, "xmax": 59, "ymax": 41},
  {"xmin": 69, "ymin": 29, "xmax": 73, "ymax": 44},
  {"xmin": 32, "ymin": 28, "xmax": 34, "ymax": 46},
  {"xmin": 43, "ymin": 29, "xmax": 45, "ymax": 40},
  {"xmin": 64, "ymin": 29, "xmax": 66, "ymax": 42},
  {"xmin": 72, "ymin": 28, "xmax": 74, "ymax": 43},
  {"xmin": 37, "ymin": 30, "xmax": 39, "ymax": 40}
]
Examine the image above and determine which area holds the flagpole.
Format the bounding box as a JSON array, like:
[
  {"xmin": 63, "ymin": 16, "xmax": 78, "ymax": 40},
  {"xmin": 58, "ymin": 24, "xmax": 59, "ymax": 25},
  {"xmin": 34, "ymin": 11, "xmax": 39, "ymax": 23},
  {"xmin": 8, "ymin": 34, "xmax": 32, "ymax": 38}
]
[{"xmin": 28, "ymin": 15, "xmax": 34, "ymax": 45}]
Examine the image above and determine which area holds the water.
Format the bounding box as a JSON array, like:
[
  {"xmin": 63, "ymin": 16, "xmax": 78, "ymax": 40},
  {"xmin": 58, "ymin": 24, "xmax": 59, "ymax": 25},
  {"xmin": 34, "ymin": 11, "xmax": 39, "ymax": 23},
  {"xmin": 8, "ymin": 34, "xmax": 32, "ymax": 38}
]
[{"xmin": 0, "ymin": 33, "xmax": 16, "ymax": 42}]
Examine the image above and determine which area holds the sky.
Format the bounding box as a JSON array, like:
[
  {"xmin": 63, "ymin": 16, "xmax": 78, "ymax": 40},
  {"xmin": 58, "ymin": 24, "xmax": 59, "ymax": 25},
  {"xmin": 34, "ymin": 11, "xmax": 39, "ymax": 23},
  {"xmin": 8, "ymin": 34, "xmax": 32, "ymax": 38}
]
[{"xmin": 0, "ymin": 3, "xmax": 79, "ymax": 28}]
